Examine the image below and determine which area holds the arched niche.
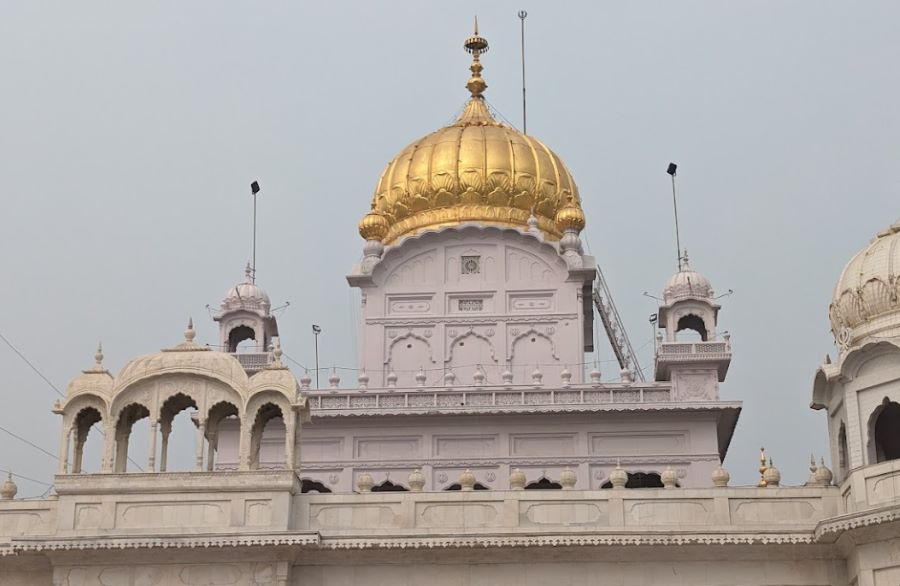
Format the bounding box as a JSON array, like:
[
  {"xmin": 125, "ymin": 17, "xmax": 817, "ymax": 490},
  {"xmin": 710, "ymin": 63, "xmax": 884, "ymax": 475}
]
[
  {"xmin": 157, "ymin": 392, "xmax": 199, "ymax": 472},
  {"xmin": 385, "ymin": 332, "xmax": 435, "ymax": 387},
  {"xmin": 245, "ymin": 391, "xmax": 294, "ymax": 471},
  {"xmin": 447, "ymin": 331, "xmax": 499, "ymax": 385},
  {"xmin": 838, "ymin": 421, "xmax": 849, "ymax": 478}
]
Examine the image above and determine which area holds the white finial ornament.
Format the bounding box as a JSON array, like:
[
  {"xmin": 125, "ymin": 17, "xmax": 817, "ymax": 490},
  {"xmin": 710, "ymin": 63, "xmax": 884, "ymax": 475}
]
[
  {"xmin": 473, "ymin": 366, "xmax": 485, "ymax": 386},
  {"xmin": 814, "ymin": 458, "xmax": 834, "ymax": 486},
  {"xmin": 620, "ymin": 368, "xmax": 633, "ymax": 383},
  {"xmin": 560, "ymin": 365, "xmax": 572, "ymax": 387},
  {"xmin": 444, "ymin": 371, "xmax": 456, "ymax": 387},
  {"xmin": 386, "ymin": 371, "xmax": 398, "ymax": 389},
  {"xmin": 459, "ymin": 469, "xmax": 476, "ymax": 491},
  {"xmin": 185, "ymin": 318, "xmax": 195, "ymax": 343},
  {"xmin": 415, "ymin": 367, "xmax": 427, "ymax": 387},
  {"xmin": 356, "ymin": 472, "xmax": 374, "ymax": 493},
  {"xmin": 661, "ymin": 466, "xmax": 678, "ymax": 489},
  {"xmin": 509, "ymin": 468, "xmax": 526, "ymax": 490},
  {"xmin": 357, "ymin": 369, "xmax": 369, "ymax": 390},
  {"xmin": 1, "ymin": 473, "xmax": 17, "ymax": 500},
  {"xmin": 560, "ymin": 467, "xmax": 577, "ymax": 490},
  {"xmin": 609, "ymin": 460, "xmax": 628, "ymax": 490},
  {"xmin": 531, "ymin": 366, "xmax": 543, "ymax": 386},
  {"xmin": 763, "ymin": 457, "xmax": 781, "ymax": 487},
  {"xmin": 711, "ymin": 465, "xmax": 730, "ymax": 487},
  {"xmin": 502, "ymin": 367, "xmax": 514, "ymax": 386},
  {"xmin": 300, "ymin": 370, "xmax": 311, "ymax": 390},
  {"xmin": 590, "ymin": 365, "xmax": 602, "ymax": 384},
  {"xmin": 328, "ymin": 369, "xmax": 340, "ymax": 390},
  {"xmin": 408, "ymin": 469, "xmax": 425, "ymax": 492},
  {"xmin": 269, "ymin": 339, "xmax": 284, "ymax": 368}
]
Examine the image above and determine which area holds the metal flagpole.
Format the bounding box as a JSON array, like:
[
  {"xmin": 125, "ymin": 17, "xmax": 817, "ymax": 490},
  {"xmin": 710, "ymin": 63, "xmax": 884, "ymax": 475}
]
[
  {"xmin": 666, "ymin": 164, "xmax": 682, "ymax": 269},
  {"xmin": 312, "ymin": 325, "xmax": 321, "ymax": 389},
  {"xmin": 250, "ymin": 180, "xmax": 260, "ymax": 283},
  {"xmin": 518, "ymin": 10, "xmax": 528, "ymax": 134}
]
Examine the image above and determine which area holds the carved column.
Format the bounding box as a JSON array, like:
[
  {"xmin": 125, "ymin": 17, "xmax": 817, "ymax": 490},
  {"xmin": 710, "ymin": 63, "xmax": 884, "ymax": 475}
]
[
  {"xmin": 57, "ymin": 425, "xmax": 70, "ymax": 475},
  {"xmin": 114, "ymin": 429, "xmax": 128, "ymax": 473},
  {"xmin": 238, "ymin": 417, "xmax": 250, "ymax": 471},
  {"xmin": 159, "ymin": 422, "xmax": 171, "ymax": 472},
  {"xmin": 195, "ymin": 418, "xmax": 207, "ymax": 471},
  {"xmin": 72, "ymin": 435, "xmax": 85, "ymax": 474},
  {"xmin": 284, "ymin": 411, "xmax": 296, "ymax": 470},
  {"xmin": 147, "ymin": 419, "xmax": 158, "ymax": 472},
  {"xmin": 206, "ymin": 430, "xmax": 217, "ymax": 472},
  {"xmin": 101, "ymin": 421, "xmax": 115, "ymax": 473}
]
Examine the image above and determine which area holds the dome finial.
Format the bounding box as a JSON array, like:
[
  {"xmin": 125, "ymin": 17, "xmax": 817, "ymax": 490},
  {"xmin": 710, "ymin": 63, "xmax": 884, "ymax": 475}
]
[
  {"xmin": 464, "ymin": 17, "xmax": 489, "ymax": 99},
  {"xmin": 244, "ymin": 261, "xmax": 253, "ymax": 282}
]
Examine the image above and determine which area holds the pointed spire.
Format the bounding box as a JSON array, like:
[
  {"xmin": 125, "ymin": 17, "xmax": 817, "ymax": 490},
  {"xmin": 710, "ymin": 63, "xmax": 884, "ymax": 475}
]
[
  {"xmin": 463, "ymin": 17, "xmax": 490, "ymax": 99},
  {"xmin": 185, "ymin": 318, "xmax": 195, "ymax": 343},
  {"xmin": 244, "ymin": 261, "xmax": 253, "ymax": 282},
  {"xmin": 85, "ymin": 342, "xmax": 108, "ymax": 373}
]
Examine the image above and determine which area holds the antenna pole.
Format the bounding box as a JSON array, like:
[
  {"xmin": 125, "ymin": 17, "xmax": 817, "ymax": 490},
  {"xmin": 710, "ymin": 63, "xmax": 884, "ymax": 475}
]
[
  {"xmin": 518, "ymin": 10, "xmax": 528, "ymax": 134},
  {"xmin": 667, "ymin": 163, "xmax": 682, "ymax": 269}
]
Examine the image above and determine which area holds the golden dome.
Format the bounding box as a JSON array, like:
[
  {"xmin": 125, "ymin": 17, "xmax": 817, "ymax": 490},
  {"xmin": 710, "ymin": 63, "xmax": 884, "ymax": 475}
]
[{"xmin": 363, "ymin": 25, "xmax": 583, "ymax": 244}]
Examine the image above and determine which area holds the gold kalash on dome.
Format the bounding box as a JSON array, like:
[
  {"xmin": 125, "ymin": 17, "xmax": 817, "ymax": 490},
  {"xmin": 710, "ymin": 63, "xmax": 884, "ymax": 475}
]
[{"xmin": 359, "ymin": 20, "xmax": 585, "ymax": 245}]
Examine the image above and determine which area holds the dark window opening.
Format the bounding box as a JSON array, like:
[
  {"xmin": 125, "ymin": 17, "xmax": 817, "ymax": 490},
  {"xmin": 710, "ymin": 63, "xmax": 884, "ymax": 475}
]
[
  {"xmin": 873, "ymin": 400, "xmax": 900, "ymax": 463},
  {"xmin": 676, "ymin": 314, "xmax": 708, "ymax": 342},
  {"xmin": 228, "ymin": 325, "xmax": 256, "ymax": 353},
  {"xmin": 300, "ymin": 479, "xmax": 332, "ymax": 493},
  {"xmin": 524, "ymin": 477, "xmax": 562, "ymax": 490},
  {"xmin": 601, "ymin": 472, "xmax": 665, "ymax": 489},
  {"xmin": 444, "ymin": 482, "xmax": 489, "ymax": 490},
  {"xmin": 371, "ymin": 480, "xmax": 409, "ymax": 492}
]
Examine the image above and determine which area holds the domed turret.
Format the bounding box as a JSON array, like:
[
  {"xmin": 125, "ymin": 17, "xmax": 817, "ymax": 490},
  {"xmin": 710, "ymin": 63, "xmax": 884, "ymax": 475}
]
[
  {"xmin": 663, "ymin": 254, "xmax": 714, "ymax": 305},
  {"xmin": 829, "ymin": 219, "xmax": 900, "ymax": 352},
  {"xmin": 214, "ymin": 263, "xmax": 279, "ymax": 362},
  {"xmin": 361, "ymin": 23, "xmax": 584, "ymax": 245}
]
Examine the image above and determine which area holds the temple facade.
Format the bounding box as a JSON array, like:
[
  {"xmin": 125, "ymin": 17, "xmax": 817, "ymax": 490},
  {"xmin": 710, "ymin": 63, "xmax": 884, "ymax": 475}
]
[{"xmin": 1, "ymin": 24, "xmax": 899, "ymax": 586}]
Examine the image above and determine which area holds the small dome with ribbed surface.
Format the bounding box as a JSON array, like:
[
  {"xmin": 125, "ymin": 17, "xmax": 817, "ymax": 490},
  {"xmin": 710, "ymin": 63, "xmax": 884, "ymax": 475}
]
[{"xmin": 830, "ymin": 219, "xmax": 900, "ymax": 351}]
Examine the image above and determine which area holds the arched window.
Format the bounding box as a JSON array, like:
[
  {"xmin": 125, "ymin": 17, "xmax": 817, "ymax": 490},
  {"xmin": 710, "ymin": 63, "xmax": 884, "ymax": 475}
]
[
  {"xmin": 601, "ymin": 472, "xmax": 665, "ymax": 489},
  {"xmin": 114, "ymin": 403, "xmax": 150, "ymax": 473},
  {"xmin": 838, "ymin": 421, "xmax": 849, "ymax": 477},
  {"xmin": 71, "ymin": 407, "xmax": 103, "ymax": 474},
  {"xmin": 300, "ymin": 479, "xmax": 332, "ymax": 493},
  {"xmin": 158, "ymin": 393, "xmax": 199, "ymax": 472},
  {"xmin": 249, "ymin": 403, "xmax": 285, "ymax": 470},
  {"xmin": 228, "ymin": 325, "xmax": 256, "ymax": 353},
  {"xmin": 206, "ymin": 402, "xmax": 240, "ymax": 472},
  {"xmin": 371, "ymin": 480, "xmax": 409, "ymax": 492},
  {"xmin": 676, "ymin": 314, "xmax": 707, "ymax": 342},
  {"xmin": 871, "ymin": 399, "xmax": 900, "ymax": 463},
  {"xmin": 524, "ymin": 477, "xmax": 562, "ymax": 490}
]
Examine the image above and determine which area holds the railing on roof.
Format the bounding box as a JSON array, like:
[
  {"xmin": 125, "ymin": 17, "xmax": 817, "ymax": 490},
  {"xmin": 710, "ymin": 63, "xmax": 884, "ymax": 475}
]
[{"xmin": 229, "ymin": 352, "xmax": 273, "ymax": 372}]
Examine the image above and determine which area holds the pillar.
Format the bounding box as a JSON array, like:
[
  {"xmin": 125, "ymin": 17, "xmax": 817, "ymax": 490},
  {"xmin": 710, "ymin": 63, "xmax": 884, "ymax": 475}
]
[
  {"xmin": 195, "ymin": 419, "xmax": 207, "ymax": 471},
  {"xmin": 57, "ymin": 425, "xmax": 70, "ymax": 475},
  {"xmin": 284, "ymin": 412, "xmax": 296, "ymax": 470},
  {"xmin": 147, "ymin": 420, "xmax": 158, "ymax": 472},
  {"xmin": 159, "ymin": 422, "xmax": 171, "ymax": 472}
]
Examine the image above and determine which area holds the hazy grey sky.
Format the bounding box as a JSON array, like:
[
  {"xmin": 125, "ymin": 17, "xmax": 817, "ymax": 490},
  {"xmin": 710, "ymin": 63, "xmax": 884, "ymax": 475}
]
[{"xmin": 1, "ymin": 1, "xmax": 897, "ymax": 494}]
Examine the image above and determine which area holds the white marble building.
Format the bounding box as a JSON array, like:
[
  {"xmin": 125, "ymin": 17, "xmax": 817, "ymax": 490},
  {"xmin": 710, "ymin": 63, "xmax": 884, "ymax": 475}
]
[{"xmin": 1, "ymin": 26, "xmax": 899, "ymax": 586}]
